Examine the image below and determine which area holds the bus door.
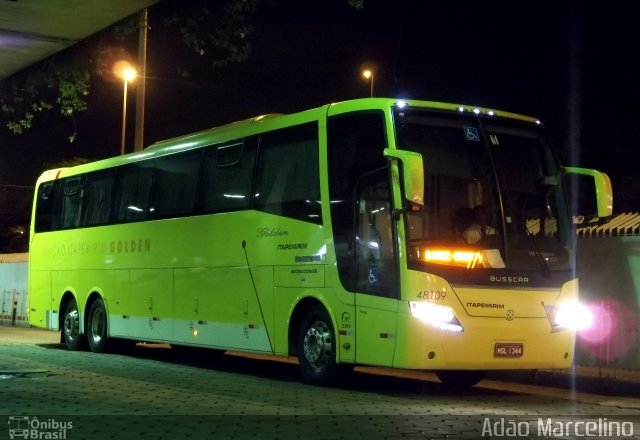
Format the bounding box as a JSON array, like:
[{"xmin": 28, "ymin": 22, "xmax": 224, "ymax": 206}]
[{"xmin": 354, "ymin": 169, "xmax": 399, "ymax": 367}]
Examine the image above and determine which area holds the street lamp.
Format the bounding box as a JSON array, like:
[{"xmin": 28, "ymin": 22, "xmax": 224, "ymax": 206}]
[
  {"xmin": 362, "ymin": 69, "xmax": 374, "ymax": 97},
  {"xmin": 115, "ymin": 62, "xmax": 137, "ymax": 155}
]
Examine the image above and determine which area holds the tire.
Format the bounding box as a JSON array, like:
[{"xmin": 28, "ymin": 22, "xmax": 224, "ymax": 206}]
[
  {"xmin": 435, "ymin": 370, "xmax": 486, "ymax": 389},
  {"xmin": 297, "ymin": 306, "xmax": 349, "ymax": 386},
  {"xmin": 62, "ymin": 297, "xmax": 85, "ymax": 351},
  {"xmin": 87, "ymin": 297, "xmax": 109, "ymax": 353}
]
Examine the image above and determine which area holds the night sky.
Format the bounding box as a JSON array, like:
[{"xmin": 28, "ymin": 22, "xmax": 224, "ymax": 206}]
[{"xmin": 2, "ymin": 0, "xmax": 639, "ymax": 210}]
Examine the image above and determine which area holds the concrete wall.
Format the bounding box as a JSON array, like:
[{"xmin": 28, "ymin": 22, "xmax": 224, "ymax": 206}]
[
  {"xmin": 576, "ymin": 237, "xmax": 640, "ymax": 370},
  {"xmin": 0, "ymin": 253, "xmax": 28, "ymax": 324}
]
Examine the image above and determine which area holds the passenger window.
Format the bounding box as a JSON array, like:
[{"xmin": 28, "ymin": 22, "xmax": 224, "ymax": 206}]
[
  {"xmin": 114, "ymin": 164, "xmax": 153, "ymax": 222},
  {"xmin": 60, "ymin": 177, "xmax": 84, "ymax": 229},
  {"xmin": 200, "ymin": 138, "xmax": 256, "ymax": 213},
  {"xmin": 150, "ymin": 151, "xmax": 201, "ymax": 218},
  {"xmin": 35, "ymin": 181, "xmax": 57, "ymax": 232},
  {"xmin": 82, "ymin": 171, "xmax": 114, "ymax": 226},
  {"xmin": 254, "ymin": 123, "xmax": 321, "ymax": 223}
]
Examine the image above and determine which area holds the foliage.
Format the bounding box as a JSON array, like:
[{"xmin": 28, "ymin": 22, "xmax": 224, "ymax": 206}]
[
  {"xmin": 43, "ymin": 157, "xmax": 89, "ymax": 170},
  {"xmin": 0, "ymin": 0, "xmax": 362, "ymax": 139},
  {"xmin": 0, "ymin": 43, "xmax": 92, "ymax": 140},
  {"xmin": 0, "ymin": 0, "xmax": 267, "ymax": 139},
  {"xmin": 158, "ymin": 0, "xmax": 266, "ymax": 75}
]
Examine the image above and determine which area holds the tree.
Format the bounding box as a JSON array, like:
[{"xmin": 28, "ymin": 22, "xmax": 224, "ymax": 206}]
[
  {"xmin": 0, "ymin": 0, "xmax": 365, "ymax": 141},
  {"xmin": 0, "ymin": 57, "xmax": 89, "ymax": 141},
  {"xmin": 0, "ymin": 0, "xmax": 266, "ymax": 141}
]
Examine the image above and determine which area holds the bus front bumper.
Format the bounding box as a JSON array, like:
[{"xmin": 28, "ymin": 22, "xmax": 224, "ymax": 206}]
[{"xmin": 392, "ymin": 310, "xmax": 576, "ymax": 371}]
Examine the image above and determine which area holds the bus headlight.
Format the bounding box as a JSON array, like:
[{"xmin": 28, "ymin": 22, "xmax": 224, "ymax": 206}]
[
  {"xmin": 545, "ymin": 302, "xmax": 594, "ymax": 332},
  {"xmin": 409, "ymin": 301, "xmax": 464, "ymax": 332}
]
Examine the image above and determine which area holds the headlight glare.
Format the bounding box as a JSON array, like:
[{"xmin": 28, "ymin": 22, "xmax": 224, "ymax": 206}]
[
  {"xmin": 409, "ymin": 301, "xmax": 463, "ymax": 332},
  {"xmin": 546, "ymin": 302, "xmax": 594, "ymax": 332}
]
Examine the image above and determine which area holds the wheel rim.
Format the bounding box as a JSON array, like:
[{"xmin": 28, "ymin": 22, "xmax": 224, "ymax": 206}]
[
  {"xmin": 64, "ymin": 304, "xmax": 80, "ymax": 344},
  {"xmin": 89, "ymin": 305, "xmax": 106, "ymax": 345},
  {"xmin": 302, "ymin": 319, "xmax": 332, "ymax": 370}
]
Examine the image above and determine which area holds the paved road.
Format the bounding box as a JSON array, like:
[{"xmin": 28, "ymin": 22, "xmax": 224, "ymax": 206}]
[{"xmin": 1, "ymin": 325, "xmax": 639, "ymax": 439}]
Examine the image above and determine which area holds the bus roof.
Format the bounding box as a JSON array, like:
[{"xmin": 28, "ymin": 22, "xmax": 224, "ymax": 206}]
[{"xmin": 37, "ymin": 97, "xmax": 541, "ymax": 183}]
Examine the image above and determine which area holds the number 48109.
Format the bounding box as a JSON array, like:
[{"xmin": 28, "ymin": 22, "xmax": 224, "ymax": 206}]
[{"xmin": 417, "ymin": 290, "xmax": 446, "ymax": 300}]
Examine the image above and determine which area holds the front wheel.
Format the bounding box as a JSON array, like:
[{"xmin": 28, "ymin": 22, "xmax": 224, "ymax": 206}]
[
  {"xmin": 87, "ymin": 297, "xmax": 109, "ymax": 353},
  {"xmin": 62, "ymin": 297, "xmax": 85, "ymax": 351},
  {"xmin": 297, "ymin": 306, "xmax": 350, "ymax": 386}
]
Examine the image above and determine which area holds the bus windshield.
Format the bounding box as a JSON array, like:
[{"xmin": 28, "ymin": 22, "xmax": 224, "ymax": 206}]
[{"xmin": 395, "ymin": 108, "xmax": 574, "ymax": 279}]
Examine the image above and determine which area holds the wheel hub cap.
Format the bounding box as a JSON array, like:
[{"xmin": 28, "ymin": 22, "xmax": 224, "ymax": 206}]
[
  {"xmin": 90, "ymin": 307, "xmax": 105, "ymax": 344},
  {"xmin": 64, "ymin": 309, "xmax": 79, "ymax": 342},
  {"xmin": 303, "ymin": 320, "xmax": 332, "ymax": 369}
]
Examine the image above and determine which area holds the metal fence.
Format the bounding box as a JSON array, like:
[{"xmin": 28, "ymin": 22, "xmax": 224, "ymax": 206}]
[{"xmin": 577, "ymin": 212, "xmax": 640, "ymax": 237}]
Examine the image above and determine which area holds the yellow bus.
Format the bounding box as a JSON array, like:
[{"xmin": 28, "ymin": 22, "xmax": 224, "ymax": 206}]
[{"xmin": 28, "ymin": 98, "xmax": 612, "ymax": 387}]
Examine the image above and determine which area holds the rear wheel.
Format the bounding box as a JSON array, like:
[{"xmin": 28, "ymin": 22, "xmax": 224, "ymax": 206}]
[
  {"xmin": 297, "ymin": 306, "xmax": 349, "ymax": 386},
  {"xmin": 87, "ymin": 297, "xmax": 108, "ymax": 353},
  {"xmin": 62, "ymin": 297, "xmax": 85, "ymax": 351},
  {"xmin": 435, "ymin": 370, "xmax": 486, "ymax": 389}
]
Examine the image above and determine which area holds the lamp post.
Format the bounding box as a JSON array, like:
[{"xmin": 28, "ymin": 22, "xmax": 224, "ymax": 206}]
[
  {"xmin": 116, "ymin": 64, "xmax": 137, "ymax": 155},
  {"xmin": 362, "ymin": 69, "xmax": 374, "ymax": 97}
]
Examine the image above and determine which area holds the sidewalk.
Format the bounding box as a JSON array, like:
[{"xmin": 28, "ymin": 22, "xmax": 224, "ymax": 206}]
[
  {"xmin": 488, "ymin": 365, "xmax": 640, "ymax": 398},
  {"xmin": 0, "ymin": 321, "xmax": 59, "ymax": 344},
  {"xmin": 2, "ymin": 322, "xmax": 639, "ymax": 397}
]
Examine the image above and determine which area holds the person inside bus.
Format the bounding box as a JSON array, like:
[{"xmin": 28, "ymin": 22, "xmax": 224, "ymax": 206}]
[
  {"xmin": 461, "ymin": 204, "xmax": 496, "ymax": 244},
  {"xmin": 452, "ymin": 207, "xmax": 475, "ymax": 243}
]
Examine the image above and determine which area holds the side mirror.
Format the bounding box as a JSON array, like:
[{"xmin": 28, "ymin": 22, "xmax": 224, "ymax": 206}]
[
  {"xmin": 564, "ymin": 166, "xmax": 613, "ymax": 218},
  {"xmin": 383, "ymin": 148, "xmax": 424, "ymax": 206}
]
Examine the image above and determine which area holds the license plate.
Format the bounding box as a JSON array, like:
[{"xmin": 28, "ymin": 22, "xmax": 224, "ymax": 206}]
[{"xmin": 494, "ymin": 343, "xmax": 524, "ymax": 358}]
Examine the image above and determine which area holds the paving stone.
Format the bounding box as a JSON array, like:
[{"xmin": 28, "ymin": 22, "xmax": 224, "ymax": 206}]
[{"xmin": 1, "ymin": 326, "xmax": 640, "ymax": 439}]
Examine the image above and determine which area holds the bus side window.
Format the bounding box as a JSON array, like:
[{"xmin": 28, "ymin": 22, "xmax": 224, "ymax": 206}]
[
  {"xmin": 35, "ymin": 181, "xmax": 56, "ymax": 232},
  {"xmin": 254, "ymin": 123, "xmax": 320, "ymax": 223},
  {"xmin": 355, "ymin": 169, "xmax": 398, "ymax": 298},
  {"xmin": 327, "ymin": 111, "xmax": 388, "ymax": 292},
  {"xmin": 83, "ymin": 170, "xmax": 114, "ymax": 226},
  {"xmin": 150, "ymin": 150, "xmax": 201, "ymax": 219},
  {"xmin": 199, "ymin": 137, "xmax": 256, "ymax": 213},
  {"xmin": 60, "ymin": 177, "xmax": 84, "ymax": 229},
  {"xmin": 114, "ymin": 164, "xmax": 153, "ymax": 222}
]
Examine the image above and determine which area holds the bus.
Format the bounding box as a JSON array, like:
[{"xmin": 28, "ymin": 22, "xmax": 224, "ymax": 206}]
[{"xmin": 28, "ymin": 98, "xmax": 612, "ymax": 387}]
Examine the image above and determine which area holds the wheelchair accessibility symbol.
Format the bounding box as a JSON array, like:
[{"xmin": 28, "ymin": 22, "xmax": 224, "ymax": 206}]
[
  {"xmin": 464, "ymin": 127, "xmax": 480, "ymax": 141},
  {"xmin": 368, "ymin": 263, "xmax": 381, "ymax": 284}
]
